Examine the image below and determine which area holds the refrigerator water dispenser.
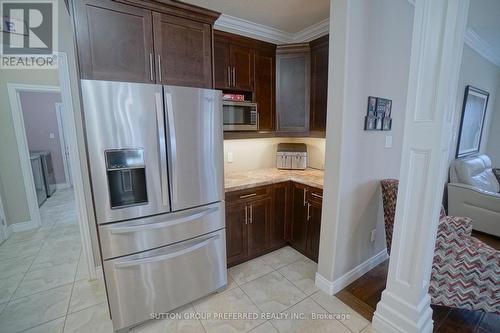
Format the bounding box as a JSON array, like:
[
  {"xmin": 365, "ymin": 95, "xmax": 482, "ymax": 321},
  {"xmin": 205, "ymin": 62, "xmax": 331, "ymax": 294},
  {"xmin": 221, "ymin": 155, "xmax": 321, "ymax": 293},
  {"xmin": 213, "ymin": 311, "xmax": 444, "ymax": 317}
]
[{"xmin": 105, "ymin": 149, "xmax": 148, "ymax": 209}]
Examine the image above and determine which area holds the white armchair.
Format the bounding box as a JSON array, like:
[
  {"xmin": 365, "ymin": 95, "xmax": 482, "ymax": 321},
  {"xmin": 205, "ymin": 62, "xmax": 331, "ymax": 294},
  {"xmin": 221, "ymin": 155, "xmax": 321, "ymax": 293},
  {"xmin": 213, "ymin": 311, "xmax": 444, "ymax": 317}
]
[{"xmin": 448, "ymin": 155, "xmax": 500, "ymax": 237}]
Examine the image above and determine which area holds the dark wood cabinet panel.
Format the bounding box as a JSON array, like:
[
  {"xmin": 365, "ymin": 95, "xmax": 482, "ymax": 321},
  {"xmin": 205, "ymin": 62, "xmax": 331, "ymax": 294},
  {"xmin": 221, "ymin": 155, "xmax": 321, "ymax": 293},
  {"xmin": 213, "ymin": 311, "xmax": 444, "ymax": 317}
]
[
  {"xmin": 73, "ymin": 0, "xmax": 154, "ymax": 83},
  {"xmin": 153, "ymin": 13, "xmax": 212, "ymax": 88},
  {"xmin": 306, "ymin": 200, "xmax": 322, "ymax": 262},
  {"xmin": 248, "ymin": 198, "xmax": 271, "ymax": 256},
  {"xmin": 230, "ymin": 44, "xmax": 254, "ymax": 91},
  {"xmin": 310, "ymin": 35, "xmax": 329, "ymax": 132},
  {"xmin": 254, "ymin": 50, "xmax": 275, "ymax": 131},
  {"xmin": 276, "ymin": 44, "xmax": 311, "ymax": 133},
  {"xmin": 226, "ymin": 203, "xmax": 248, "ymax": 266},
  {"xmin": 291, "ymin": 183, "xmax": 308, "ymax": 252},
  {"xmin": 272, "ymin": 183, "xmax": 288, "ymax": 247},
  {"xmin": 214, "ymin": 39, "xmax": 231, "ymax": 89}
]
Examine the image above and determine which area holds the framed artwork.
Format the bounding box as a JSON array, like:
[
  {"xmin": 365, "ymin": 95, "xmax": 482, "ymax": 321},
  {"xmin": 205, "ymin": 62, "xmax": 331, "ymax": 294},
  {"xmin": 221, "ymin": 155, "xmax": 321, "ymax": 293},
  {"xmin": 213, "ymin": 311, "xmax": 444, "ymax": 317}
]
[
  {"xmin": 456, "ymin": 86, "xmax": 489, "ymax": 158},
  {"xmin": 365, "ymin": 96, "xmax": 392, "ymax": 131}
]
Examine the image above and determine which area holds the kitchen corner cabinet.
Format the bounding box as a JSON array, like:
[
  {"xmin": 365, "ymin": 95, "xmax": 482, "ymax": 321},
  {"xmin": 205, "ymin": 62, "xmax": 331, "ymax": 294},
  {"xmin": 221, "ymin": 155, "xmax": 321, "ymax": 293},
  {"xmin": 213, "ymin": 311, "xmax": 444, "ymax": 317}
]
[
  {"xmin": 73, "ymin": 0, "xmax": 218, "ymax": 87},
  {"xmin": 254, "ymin": 49, "xmax": 275, "ymax": 132},
  {"xmin": 310, "ymin": 35, "xmax": 329, "ymax": 132},
  {"xmin": 276, "ymin": 44, "xmax": 311, "ymax": 133},
  {"xmin": 225, "ymin": 181, "xmax": 322, "ymax": 267},
  {"xmin": 214, "ymin": 35, "xmax": 254, "ymax": 91}
]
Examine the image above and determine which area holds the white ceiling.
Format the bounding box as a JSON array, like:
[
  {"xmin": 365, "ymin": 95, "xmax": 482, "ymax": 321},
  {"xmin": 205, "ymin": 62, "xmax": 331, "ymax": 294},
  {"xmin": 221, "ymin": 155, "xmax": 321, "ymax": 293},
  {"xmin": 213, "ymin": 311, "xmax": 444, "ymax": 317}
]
[
  {"xmin": 179, "ymin": 0, "xmax": 330, "ymax": 34},
  {"xmin": 468, "ymin": 0, "xmax": 500, "ymax": 61}
]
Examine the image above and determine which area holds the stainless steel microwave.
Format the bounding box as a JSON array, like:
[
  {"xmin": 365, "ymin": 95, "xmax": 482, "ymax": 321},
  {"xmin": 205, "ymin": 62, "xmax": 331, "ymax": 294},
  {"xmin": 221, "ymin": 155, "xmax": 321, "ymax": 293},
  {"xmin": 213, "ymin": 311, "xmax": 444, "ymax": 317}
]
[{"xmin": 223, "ymin": 101, "xmax": 258, "ymax": 131}]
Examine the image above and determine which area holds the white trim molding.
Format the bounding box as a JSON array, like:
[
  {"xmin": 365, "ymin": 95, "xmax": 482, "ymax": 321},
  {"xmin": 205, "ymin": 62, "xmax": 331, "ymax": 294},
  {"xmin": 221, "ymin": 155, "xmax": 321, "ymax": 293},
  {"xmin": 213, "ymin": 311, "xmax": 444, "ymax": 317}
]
[
  {"xmin": 464, "ymin": 28, "xmax": 500, "ymax": 68},
  {"xmin": 215, "ymin": 14, "xmax": 329, "ymax": 44},
  {"xmin": 315, "ymin": 250, "xmax": 389, "ymax": 295},
  {"xmin": 8, "ymin": 219, "xmax": 38, "ymax": 233}
]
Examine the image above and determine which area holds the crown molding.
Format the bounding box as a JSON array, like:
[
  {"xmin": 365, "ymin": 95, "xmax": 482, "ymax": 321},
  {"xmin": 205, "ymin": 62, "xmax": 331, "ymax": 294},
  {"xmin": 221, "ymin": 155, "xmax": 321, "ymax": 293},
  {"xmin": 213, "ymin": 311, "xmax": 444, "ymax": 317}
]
[
  {"xmin": 464, "ymin": 28, "xmax": 500, "ymax": 68},
  {"xmin": 214, "ymin": 14, "xmax": 329, "ymax": 45}
]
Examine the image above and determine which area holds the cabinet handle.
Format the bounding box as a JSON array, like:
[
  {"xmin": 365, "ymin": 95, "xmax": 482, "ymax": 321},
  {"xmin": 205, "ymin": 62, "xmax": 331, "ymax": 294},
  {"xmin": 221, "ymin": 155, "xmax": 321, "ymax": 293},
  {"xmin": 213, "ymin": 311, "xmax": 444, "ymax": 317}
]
[
  {"xmin": 240, "ymin": 193, "xmax": 257, "ymax": 199},
  {"xmin": 257, "ymin": 113, "xmax": 260, "ymax": 131},
  {"xmin": 307, "ymin": 202, "xmax": 311, "ymax": 221},
  {"xmin": 227, "ymin": 66, "xmax": 231, "ymax": 86},
  {"xmin": 232, "ymin": 67, "xmax": 236, "ymax": 86},
  {"xmin": 303, "ymin": 188, "xmax": 307, "ymax": 206},
  {"xmin": 250, "ymin": 205, "xmax": 253, "ymax": 224},
  {"xmin": 244, "ymin": 206, "xmax": 248, "ymax": 225},
  {"xmin": 311, "ymin": 193, "xmax": 323, "ymax": 199},
  {"xmin": 157, "ymin": 54, "xmax": 162, "ymax": 82},
  {"xmin": 149, "ymin": 53, "xmax": 154, "ymax": 81}
]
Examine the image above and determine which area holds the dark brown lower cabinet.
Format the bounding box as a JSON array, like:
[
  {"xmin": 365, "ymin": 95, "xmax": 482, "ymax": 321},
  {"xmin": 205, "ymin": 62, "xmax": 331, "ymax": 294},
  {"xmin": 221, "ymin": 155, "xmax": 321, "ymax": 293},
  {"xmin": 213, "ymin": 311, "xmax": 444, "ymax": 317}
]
[{"xmin": 225, "ymin": 182, "xmax": 322, "ymax": 267}]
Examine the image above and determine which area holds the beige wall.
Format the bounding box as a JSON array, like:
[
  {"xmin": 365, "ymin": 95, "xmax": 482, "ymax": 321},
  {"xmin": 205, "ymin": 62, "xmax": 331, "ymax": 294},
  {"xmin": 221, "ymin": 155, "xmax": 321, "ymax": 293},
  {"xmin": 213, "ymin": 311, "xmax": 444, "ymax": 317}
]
[
  {"xmin": 319, "ymin": 0, "xmax": 414, "ymax": 282},
  {"xmin": 451, "ymin": 44, "xmax": 500, "ymax": 165},
  {"xmin": 223, "ymin": 137, "xmax": 325, "ymax": 173}
]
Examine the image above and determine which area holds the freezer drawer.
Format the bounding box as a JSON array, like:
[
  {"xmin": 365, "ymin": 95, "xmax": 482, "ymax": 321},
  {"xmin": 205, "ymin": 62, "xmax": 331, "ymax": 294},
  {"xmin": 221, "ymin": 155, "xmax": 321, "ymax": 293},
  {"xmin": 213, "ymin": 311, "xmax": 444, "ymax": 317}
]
[
  {"xmin": 99, "ymin": 202, "xmax": 225, "ymax": 259},
  {"xmin": 104, "ymin": 229, "xmax": 227, "ymax": 331}
]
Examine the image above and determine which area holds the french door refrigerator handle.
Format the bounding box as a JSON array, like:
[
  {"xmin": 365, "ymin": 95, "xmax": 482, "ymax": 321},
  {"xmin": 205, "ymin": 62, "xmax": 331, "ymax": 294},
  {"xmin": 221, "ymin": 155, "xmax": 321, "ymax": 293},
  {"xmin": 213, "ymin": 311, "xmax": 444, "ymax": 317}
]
[
  {"xmin": 114, "ymin": 234, "xmax": 220, "ymax": 268},
  {"xmin": 155, "ymin": 92, "xmax": 169, "ymax": 208},
  {"xmin": 165, "ymin": 92, "xmax": 178, "ymax": 204},
  {"xmin": 109, "ymin": 206, "xmax": 219, "ymax": 234}
]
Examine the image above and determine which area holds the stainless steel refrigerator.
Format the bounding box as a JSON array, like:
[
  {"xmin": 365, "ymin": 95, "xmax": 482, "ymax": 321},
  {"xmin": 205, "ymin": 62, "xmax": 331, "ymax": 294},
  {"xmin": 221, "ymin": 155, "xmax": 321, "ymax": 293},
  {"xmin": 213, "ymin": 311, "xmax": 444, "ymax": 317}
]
[{"xmin": 81, "ymin": 80, "xmax": 226, "ymax": 332}]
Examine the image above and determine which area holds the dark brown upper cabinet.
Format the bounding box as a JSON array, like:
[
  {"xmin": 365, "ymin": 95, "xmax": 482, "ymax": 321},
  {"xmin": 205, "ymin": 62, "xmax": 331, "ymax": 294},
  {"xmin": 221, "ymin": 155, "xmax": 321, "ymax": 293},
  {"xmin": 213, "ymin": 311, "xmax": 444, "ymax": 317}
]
[
  {"xmin": 276, "ymin": 44, "xmax": 311, "ymax": 133},
  {"xmin": 73, "ymin": 0, "xmax": 155, "ymax": 83},
  {"xmin": 254, "ymin": 49, "xmax": 275, "ymax": 132},
  {"xmin": 72, "ymin": 0, "xmax": 219, "ymax": 87},
  {"xmin": 214, "ymin": 34, "xmax": 254, "ymax": 91},
  {"xmin": 310, "ymin": 35, "xmax": 329, "ymax": 132},
  {"xmin": 153, "ymin": 13, "xmax": 212, "ymax": 88}
]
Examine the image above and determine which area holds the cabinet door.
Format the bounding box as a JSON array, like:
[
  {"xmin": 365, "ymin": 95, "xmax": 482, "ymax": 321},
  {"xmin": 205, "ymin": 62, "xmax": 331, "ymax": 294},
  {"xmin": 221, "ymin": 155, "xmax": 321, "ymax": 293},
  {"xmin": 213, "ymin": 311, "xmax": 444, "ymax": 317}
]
[
  {"xmin": 214, "ymin": 38, "xmax": 231, "ymax": 90},
  {"xmin": 276, "ymin": 50, "xmax": 311, "ymax": 132},
  {"xmin": 226, "ymin": 203, "xmax": 248, "ymax": 266},
  {"xmin": 305, "ymin": 201, "xmax": 322, "ymax": 262},
  {"xmin": 291, "ymin": 183, "xmax": 308, "ymax": 252},
  {"xmin": 272, "ymin": 182, "xmax": 288, "ymax": 247},
  {"xmin": 248, "ymin": 198, "xmax": 271, "ymax": 257},
  {"xmin": 73, "ymin": 0, "xmax": 154, "ymax": 83},
  {"xmin": 254, "ymin": 50, "xmax": 275, "ymax": 131},
  {"xmin": 230, "ymin": 44, "xmax": 254, "ymax": 91},
  {"xmin": 153, "ymin": 13, "xmax": 212, "ymax": 88},
  {"xmin": 310, "ymin": 41, "xmax": 329, "ymax": 131}
]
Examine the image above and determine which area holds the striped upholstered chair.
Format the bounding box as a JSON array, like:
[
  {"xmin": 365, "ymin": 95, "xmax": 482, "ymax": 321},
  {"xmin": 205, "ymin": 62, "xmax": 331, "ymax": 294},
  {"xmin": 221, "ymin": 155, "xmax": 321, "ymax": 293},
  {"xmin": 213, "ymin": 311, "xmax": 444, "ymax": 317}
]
[{"xmin": 381, "ymin": 179, "xmax": 500, "ymax": 314}]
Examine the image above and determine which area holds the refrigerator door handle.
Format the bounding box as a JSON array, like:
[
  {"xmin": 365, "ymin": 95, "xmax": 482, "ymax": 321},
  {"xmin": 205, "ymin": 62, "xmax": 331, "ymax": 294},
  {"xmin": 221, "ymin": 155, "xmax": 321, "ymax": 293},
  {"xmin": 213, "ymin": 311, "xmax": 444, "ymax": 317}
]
[
  {"xmin": 155, "ymin": 92, "xmax": 169, "ymax": 208},
  {"xmin": 165, "ymin": 92, "xmax": 178, "ymax": 204},
  {"xmin": 109, "ymin": 206, "xmax": 218, "ymax": 234},
  {"xmin": 114, "ymin": 234, "xmax": 220, "ymax": 268}
]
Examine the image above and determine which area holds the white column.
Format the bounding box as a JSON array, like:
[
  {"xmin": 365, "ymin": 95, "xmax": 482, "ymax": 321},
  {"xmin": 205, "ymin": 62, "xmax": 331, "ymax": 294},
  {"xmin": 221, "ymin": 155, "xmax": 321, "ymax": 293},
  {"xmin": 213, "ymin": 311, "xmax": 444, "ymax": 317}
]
[{"xmin": 372, "ymin": 0, "xmax": 469, "ymax": 332}]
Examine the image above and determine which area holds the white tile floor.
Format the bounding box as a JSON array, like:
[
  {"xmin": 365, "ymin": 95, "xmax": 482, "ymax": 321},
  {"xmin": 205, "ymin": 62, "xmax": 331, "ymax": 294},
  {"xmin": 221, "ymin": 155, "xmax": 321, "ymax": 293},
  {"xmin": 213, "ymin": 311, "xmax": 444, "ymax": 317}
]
[{"xmin": 0, "ymin": 189, "xmax": 374, "ymax": 333}]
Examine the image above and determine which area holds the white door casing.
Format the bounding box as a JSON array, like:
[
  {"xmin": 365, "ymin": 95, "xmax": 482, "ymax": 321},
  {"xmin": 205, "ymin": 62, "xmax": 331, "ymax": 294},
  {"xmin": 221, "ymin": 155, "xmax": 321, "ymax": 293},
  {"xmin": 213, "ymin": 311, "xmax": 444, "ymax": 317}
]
[{"xmin": 55, "ymin": 102, "xmax": 73, "ymax": 187}]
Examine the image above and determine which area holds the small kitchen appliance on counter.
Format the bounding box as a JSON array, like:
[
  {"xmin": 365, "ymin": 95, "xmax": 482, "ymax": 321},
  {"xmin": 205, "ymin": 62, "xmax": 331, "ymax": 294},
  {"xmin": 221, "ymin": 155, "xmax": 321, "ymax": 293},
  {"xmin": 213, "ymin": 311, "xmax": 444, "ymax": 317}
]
[{"xmin": 276, "ymin": 143, "xmax": 307, "ymax": 170}]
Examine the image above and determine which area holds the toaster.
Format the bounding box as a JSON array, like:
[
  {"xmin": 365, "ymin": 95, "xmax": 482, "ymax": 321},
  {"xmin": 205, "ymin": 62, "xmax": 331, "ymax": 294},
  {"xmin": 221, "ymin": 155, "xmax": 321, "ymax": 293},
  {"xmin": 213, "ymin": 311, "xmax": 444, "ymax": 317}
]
[{"xmin": 276, "ymin": 143, "xmax": 307, "ymax": 170}]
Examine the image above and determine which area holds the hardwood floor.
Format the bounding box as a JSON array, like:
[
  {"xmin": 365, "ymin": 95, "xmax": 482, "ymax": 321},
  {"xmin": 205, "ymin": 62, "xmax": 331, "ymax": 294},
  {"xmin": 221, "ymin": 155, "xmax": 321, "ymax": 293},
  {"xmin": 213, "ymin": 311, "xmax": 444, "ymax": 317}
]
[{"xmin": 336, "ymin": 232, "xmax": 500, "ymax": 333}]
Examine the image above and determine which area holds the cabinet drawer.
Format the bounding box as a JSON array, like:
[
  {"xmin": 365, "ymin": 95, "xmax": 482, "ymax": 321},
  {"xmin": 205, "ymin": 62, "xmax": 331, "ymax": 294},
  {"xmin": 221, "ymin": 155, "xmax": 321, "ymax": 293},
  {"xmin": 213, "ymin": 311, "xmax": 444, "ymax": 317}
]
[
  {"xmin": 104, "ymin": 229, "xmax": 226, "ymax": 331},
  {"xmin": 306, "ymin": 187, "xmax": 323, "ymax": 205},
  {"xmin": 226, "ymin": 185, "xmax": 271, "ymax": 204}
]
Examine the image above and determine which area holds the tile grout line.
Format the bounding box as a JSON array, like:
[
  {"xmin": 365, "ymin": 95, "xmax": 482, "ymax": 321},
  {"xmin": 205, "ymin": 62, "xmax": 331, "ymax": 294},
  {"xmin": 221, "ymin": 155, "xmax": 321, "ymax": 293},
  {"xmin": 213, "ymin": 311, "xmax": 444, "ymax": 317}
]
[{"xmin": 62, "ymin": 246, "xmax": 84, "ymax": 333}]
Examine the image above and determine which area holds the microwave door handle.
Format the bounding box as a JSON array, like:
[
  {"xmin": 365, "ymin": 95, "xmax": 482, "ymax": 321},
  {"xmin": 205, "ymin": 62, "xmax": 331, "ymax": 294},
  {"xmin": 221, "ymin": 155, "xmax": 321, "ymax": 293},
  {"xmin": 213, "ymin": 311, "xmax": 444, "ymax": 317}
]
[
  {"xmin": 155, "ymin": 92, "xmax": 169, "ymax": 208},
  {"xmin": 114, "ymin": 234, "xmax": 219, "ymax": 268},
  {"xmin": 165, "ymin": 92, "xmax": 178, "ymax": 205}
]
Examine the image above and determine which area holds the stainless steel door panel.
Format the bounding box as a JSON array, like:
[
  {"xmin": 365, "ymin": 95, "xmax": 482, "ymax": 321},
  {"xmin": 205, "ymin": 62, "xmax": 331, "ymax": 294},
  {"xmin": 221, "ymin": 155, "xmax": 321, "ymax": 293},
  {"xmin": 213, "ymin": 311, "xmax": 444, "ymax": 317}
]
[
  {"xmin": 164, "ymin": 86, "xmax": 224, "ymax": 211},
  {"xmin": 99, "ymin": 202, "xmax": 225, "ymax": 259},
  {"xmin": 81, "ymin": 80, "xmax": 170, "ymax": 223},
  {"xmin": 104, "ymin": 229, "xmax": 227, "ymax": 331}
]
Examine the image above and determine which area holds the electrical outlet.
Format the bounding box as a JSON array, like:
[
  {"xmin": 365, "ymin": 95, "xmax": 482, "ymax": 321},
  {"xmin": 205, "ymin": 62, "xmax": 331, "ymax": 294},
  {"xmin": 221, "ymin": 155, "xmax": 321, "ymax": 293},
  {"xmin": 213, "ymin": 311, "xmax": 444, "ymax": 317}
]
[
  {"xmin": 227, "ymin": 152, "xmax": 234, "ymax": 163},
  {"xmin": 370, "ymin": 229, "xmax": 376, "ymax": 242},
  {"xmin": 49, "ymin": 132, "xmax": 55, "ymax": 139},
  {"xmin": 385, "ymin": 135, "xmax": 393, "ymax": 148}
]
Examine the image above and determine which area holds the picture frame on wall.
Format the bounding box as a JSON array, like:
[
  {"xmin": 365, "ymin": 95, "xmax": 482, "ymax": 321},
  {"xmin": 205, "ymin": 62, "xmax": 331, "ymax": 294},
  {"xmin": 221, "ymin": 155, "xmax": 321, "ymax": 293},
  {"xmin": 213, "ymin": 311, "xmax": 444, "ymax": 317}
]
[
  {"xmin": 456, "ymin": 85, "xmax": 489, "ymax": 158},
  {"xmin": 365, "ymin": 96, "xmax": 392, "ymax": 131}
]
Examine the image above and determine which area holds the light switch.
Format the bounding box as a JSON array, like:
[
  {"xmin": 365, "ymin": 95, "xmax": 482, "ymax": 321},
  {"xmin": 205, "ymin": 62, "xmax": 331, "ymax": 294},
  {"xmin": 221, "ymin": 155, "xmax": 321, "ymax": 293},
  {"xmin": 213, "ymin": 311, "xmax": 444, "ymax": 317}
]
[
  {"xmin": 385, "ymin": 135, "xmax": 393, "ymax": 148},
  {"xmin": 227, "ymin": 152, "xmax": 234, "ymax": 163},
  {"xmin": 49, "ymin": 132, "xmax": 55, "ymax": 139}
]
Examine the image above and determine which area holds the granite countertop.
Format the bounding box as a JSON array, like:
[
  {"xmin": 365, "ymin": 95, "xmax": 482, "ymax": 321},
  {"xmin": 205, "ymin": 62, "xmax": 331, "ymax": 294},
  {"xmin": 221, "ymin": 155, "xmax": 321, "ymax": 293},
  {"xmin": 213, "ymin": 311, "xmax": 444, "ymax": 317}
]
[{"xmin": 225, "ymin": 168, "xmax": 324, "ymax": 192}]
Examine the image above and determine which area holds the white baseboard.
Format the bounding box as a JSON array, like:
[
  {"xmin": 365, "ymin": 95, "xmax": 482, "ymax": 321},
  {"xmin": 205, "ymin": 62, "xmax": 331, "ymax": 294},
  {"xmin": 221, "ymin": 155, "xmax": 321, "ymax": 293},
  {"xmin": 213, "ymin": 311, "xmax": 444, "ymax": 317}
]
[
  {"xmin": 56, "ymin": 183, "xmax": 71, "ymax": 190},
  {"xmin": 8, "ymin": 219, "xmax": 39, "ymax": 233},
  {"xmin": 315, "ymin": 249, "xmax": 389, "ymax": 295}
]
